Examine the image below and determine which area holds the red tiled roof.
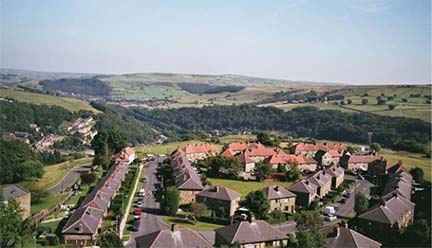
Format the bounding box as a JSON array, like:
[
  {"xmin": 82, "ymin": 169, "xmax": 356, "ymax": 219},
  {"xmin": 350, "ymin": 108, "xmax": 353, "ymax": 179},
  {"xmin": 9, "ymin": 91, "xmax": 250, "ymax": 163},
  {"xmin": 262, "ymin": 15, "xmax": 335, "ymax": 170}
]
[
  {"xmin": 226, "ymin": 142, "xmax": 249, "ymax": 152},
  {"xmin": 235, "ymin": 152, "xmax": 255, "ymax": 164},
  {"xmin": 181, "ymin": 143, "xmax": 219, "ymax": 154},
  {"xmin": 221, "ymin": 148, "xmax": 236, "ymax": 158},
  {"xmin": 295, "ymin": 143, "xmax": 347, "ymax": 153},
  {"xmin": 328, "ymin": 150, "xmax": 342, "ymax": 158},
  {"xmin": 348, "ymin": 155, "xmax": 378, "ymax": 164}
]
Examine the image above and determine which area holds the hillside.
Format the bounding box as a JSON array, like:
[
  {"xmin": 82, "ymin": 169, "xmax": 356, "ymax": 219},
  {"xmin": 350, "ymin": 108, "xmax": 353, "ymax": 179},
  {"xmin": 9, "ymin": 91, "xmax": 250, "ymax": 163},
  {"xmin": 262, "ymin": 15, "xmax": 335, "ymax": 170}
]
[{"xmin": 0, "ymin": 87, "xmax": 100, "ymax": 113}]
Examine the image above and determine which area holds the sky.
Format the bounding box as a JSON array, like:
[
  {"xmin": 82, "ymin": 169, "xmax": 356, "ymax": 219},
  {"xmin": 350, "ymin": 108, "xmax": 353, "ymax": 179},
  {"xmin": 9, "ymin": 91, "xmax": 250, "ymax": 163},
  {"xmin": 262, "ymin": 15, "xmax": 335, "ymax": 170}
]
[{"xmin": 1, "ymin": 0, "xmax": 431, "ymax": 84}]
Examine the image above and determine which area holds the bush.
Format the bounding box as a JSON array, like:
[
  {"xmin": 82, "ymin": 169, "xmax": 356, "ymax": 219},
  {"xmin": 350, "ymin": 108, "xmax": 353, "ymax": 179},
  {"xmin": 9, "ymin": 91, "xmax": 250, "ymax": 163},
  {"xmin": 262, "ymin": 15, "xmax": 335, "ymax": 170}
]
[
  {"xmin": 388, "ymin": 104, "xmax": 396, "ymax": 110},
  {"xmin": 80, "ymin": 172, "xmax": 97, "ymax": 184},
  {"xmin": 161, "ymin": 186, "xmax": 179, "ymax": 216},
  {"xmin": 361, "ymin": 99, "xmax": 368, "ymax": 105}
]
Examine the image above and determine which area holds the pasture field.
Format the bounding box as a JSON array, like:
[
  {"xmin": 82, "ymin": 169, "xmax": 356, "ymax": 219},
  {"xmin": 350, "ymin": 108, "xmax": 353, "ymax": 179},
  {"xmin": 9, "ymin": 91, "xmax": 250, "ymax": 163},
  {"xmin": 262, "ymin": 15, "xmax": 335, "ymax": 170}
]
[{"xmin": 0, "ymin": 87, "xmax": 100, "ymax": 113}]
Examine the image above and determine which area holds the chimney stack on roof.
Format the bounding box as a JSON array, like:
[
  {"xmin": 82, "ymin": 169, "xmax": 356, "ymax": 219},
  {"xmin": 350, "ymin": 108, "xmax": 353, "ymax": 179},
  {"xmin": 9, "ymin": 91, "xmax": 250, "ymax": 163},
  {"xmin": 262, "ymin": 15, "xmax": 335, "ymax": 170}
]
[
  {"xmin": 274, "ymin": 186, "xmax": 279, "ymax": 192},
  {"xmin": 333, "ymin": 225, "xmax": 340, "ymax": 238},
  {"xmin": 171, "ymin": 224, "xmax": 176, "ymax": 232}
]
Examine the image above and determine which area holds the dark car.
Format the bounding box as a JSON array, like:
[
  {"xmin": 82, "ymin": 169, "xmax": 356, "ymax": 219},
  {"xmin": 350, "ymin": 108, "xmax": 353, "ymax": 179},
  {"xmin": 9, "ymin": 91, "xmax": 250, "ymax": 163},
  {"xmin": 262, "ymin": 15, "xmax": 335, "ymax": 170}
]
[
  {"xmin": 130, "ymin": 223, "xmax": 139, "ymax": 231},
  {"xmin": 340, "ymin": 198, "xmax": 346, "ymax": 204}
]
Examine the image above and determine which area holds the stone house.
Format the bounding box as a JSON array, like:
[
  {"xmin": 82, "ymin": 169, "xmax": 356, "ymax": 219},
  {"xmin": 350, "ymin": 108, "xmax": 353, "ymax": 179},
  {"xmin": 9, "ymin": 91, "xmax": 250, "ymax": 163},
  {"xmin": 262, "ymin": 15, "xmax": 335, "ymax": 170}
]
[
  {"xmin": 288, "ymin": 180, "xmax": 318, "ymax": 207},
  {"xmin": 215, "ymin": 220, "xmax": 289, "ymax": 247},
  {"xmin": 180, "ymin": 143, "xmax": 219, "ymax": 162},
  {"xmin": 343, "ymin": 155, "xmax": 378, "ymax": 171},
  {"xmin": 325, "ymin": 165, "xmax": 345, "ymax": 189},
  {"xmin": 262, "ymin": 186, "xmax": 296, "ymax": 213},
  {"xmin": 2, "ymin": 184, "xmax": 31, "ymax": 219},
  {"xmin": 196, "ymin": 186, "xmax": 240, "ymax": 217},
  {"xmin": 323, "ymin": 224, "xmax": 381, "ymax": 248},
  {"xmin": 135, "ymin": 227, "xmax": 212, "ymax": 248}
]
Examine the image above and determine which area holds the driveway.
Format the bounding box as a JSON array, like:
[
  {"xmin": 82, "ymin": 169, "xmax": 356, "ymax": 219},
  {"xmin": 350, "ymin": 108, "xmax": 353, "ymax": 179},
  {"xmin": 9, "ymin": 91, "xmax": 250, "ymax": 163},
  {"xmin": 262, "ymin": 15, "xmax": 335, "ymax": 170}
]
[
  {"xmin": 126, "ymin": 157, "xmax": 169, "ymax": 247},
  {"xmin": 48, "ymin": 164, "xmax": 91, "ymax": 194}
]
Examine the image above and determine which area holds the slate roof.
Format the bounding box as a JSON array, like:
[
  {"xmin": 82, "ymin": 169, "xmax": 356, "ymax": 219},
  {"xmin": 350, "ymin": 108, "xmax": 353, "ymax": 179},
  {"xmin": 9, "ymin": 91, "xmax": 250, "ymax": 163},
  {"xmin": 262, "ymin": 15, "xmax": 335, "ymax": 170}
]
[
  {"xmin": 2, "ymin": 184, "xmax": 30, "ymax": 201},
  {"xmin": 358, "ymin": 195, "xmax": 415, "ymax": 225},
  {"xmin": 262, "ymin": 186, "xmax": 296, "ymax": 200},
  {"xmin": 171, "ymin": 150, "xmax": 203, "ymax": 190},
  {"xmin": 288, "ymin": 180, "xmax": 317, "ymax": 194},
  {"xmin": 197, "ymin": 186, "xmax": 240, "ymax": 201},
  {"xmin": 215, "ymin": 220, "xmax": 288, "ymax": 245},
  {"xmin": 382, "ymin": 172, "xmax": 412, "ymax": 200},
  {"xmin": 325, "ymin": 165, "xmax": 344, "ymax": 178},
  {"xmin": 135, "ymin": 229, "xmax": 212, "ymax": 248},
  {"xmin": 323, "ymin": 225, "xmax": 382, "ymax": 248},
  {"xmin": 308, "ymin": 170, "xmax": 332, "ymax": 187},
  {"xmin": 62, "ymin": 149, "xmax": 132, "ymax": 235}
]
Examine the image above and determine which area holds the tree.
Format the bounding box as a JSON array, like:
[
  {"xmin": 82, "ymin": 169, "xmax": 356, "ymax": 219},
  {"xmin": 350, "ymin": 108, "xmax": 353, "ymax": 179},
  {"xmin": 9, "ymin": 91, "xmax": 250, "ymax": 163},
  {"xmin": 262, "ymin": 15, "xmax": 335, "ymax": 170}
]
[
  {"xmin": 80, "ymin": 172, "xmax": 97, "ymax": 184},
  {"xmin": 277, "ymin": 163, "xmax": 287, "ymax": 173},
  {"xmin": 243, "ymin": 190, "xmax": 269, "ymax": 219},
  {"xmin": 255, "ymin": 162, "xmax": 273, "ymax": 181},
  {"xmin": 410, "ymin": 167, "xmax": 424, "ymax": 184},
  {"xmin": 370, "ymin": 143, "xmax": 381, "ymax": 152},
  {"xmin": 399, "ymin": 219, "xmax": 431, "ymax": 247},
  {"xmin": 91, "ymin": 130, "xmax": 127, "ymax": 167},
  {"xmin": 29, "ymin": 188, "xmax": 49, "ymax": 204},
  {"xmin": 388, "ymin": 104, "xmax": 396, "ymax": 110},
  {"xmin": 355, "ymin": 193, "xmax": 369, "ymax": 214},
  {"xmin": 361, "ymin": 99, "xmax": 368, "ymax": 105},
  {"xmin": 285, "ymin": 162, "xmax": 301, "ymax": 181},
  {"xmin": 189, "ymin": 202, "xmax": 207, "ymax": 222},
  {"xmin": 296, "ymin": 211, "xmax": 325, "ymax": 248},
  {"xmin": 340, "ymin": 100, "xmax": 346, "ymax": 105},
  {"xmin": 98, "ymin": 231, "xmax": 124, "ymax": 248},
  {"xmin": 0, "ymin": 199, "xmax": 32, "ymax": 248},
  {"xmin": 377, "ymin": 99, "xmax": 386, "ymax": 105},
  {"xmin": 162, "ymin": 186, "xmax": 179, "ymax": 216},
  {"xmin": 257, "ymin": 132, "xmax": 273, "ymax": 146}
]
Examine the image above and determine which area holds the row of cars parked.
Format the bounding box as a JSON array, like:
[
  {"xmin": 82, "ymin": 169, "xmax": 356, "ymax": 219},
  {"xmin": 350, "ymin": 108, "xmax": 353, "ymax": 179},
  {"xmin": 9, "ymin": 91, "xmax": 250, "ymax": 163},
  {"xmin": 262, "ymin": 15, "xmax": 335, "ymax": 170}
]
[
  {"xmin": 323, "ymin": 191, "xmax": 352, "ymax": 222},
  {"xmin": 130, "ymin": 176, "xmax": 148, "ymax": 231}
]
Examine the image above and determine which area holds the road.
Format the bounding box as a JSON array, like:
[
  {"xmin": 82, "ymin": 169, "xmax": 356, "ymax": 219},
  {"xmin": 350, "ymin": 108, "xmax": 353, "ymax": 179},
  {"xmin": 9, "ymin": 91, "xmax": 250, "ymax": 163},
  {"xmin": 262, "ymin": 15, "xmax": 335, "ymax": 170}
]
[
  {"xmin": 48, "ymin": 164, "xmax": 91, "ymax": 194},
  {"xmin": 334, "ymin": 179, "xmax": 375, "ymax": 218},
  {"xmin": 126, "ymin": 157, "xmax": 169, "ymax": 248}
]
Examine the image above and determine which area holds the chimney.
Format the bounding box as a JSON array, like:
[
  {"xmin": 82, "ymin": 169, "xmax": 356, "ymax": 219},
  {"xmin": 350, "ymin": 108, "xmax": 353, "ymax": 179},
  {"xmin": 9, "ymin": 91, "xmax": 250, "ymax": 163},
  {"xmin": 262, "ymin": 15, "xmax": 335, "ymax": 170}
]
[
  {"xmin": 274, "ymin": 186, "xmax": 279, "ymax": 192},
  {"xmin": 214, "ymin": 186, "xmax": 219, "ymax": 192},
  {"xmin": 305, "ymin": 180, "xmax": 309, "ymax": 185},
  {"xmin": 171, "ymin": 224, "xmax": 176, "ymax": 232},
  {"xmin": 380, "ymin": 199, "xmax": 386, "ymax": 207},
  {"xmin": 341, "ymin": 221, "xmax": 348, "ymax": 228}
]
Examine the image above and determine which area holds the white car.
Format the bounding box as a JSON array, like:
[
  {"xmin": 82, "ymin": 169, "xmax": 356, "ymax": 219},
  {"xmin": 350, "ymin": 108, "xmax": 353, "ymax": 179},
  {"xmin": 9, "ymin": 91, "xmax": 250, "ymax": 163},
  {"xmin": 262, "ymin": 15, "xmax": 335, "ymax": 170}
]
[
  {"xmin": 139, "ymin": 189, "xmax": 145, "ymax": 197},
  {"xmin": 324, "ymin": 214, "xmax": 337, "ymax": 222}
]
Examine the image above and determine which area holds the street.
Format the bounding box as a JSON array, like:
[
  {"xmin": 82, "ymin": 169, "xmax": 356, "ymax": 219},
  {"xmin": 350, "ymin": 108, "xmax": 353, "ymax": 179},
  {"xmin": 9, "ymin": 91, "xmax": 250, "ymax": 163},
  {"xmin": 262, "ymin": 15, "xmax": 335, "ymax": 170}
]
[
  {"xmin": 334, "ymin": 179, "xmax": 375, "ymax": 218},
  {"xmin": 48, "ymin": 163, "xmax": 91, "ymax": 194},
  {"xmin": 126, "ymin": 157, "xmax": 169, "ymax": 248}
]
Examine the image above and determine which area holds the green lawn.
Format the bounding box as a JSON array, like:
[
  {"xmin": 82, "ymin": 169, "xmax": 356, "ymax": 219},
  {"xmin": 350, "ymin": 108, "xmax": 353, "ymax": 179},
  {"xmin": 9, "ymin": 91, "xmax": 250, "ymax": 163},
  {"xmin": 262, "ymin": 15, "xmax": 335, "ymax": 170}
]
[
  {"xmin": 208, "ymin": 178, "xmax": 292, "ymax": 200},
  {"xmin": 0, "ymin": 87, "xmax": 100, "ymax": 113},
  {"xmin": 21, "ymin": 157, "xmax": 92, "ymax": 190},
  {"xmin": 161, "ymin": 215, "xmax": 223, "ymax": 231},
  {"xmin": 380, "ymin": 149, "xmax": 431, "ymax": 181},
  {"xmin": 30, "ymin": 192, "xmax": 70, "ymax": 215}
]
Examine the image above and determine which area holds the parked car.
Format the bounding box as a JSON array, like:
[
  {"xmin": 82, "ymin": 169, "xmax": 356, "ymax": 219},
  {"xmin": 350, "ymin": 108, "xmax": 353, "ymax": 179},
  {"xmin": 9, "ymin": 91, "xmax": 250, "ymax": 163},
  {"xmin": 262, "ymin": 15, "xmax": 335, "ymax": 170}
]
[
  {"xmin": 139, "ymin": 189, "xmax": 145, "ymax": 197},
  {"xmin": 324, "ymin": 214, "xmax": 337, "ymax": 222},
  {"xmin": 344, "ymin": 192, "xmax": 352, "ymax": 198},
  {"xmin": 130, "ymin": 222, "xmax": 139, "ymax": 231},
  {"xmin": 340, "ymin": 198, "xmax": 346, "ymax": 204},
  {"xmin": 142, "ymin": 176, "xmax": 147, "ymax": 183},
  {"xmin": 136, "ymin": 200, "xmax": 143, "ymax": 208},
  {"xmin": 134, "ymin": 215, "xmax": 140, "ymax": 221},
  {"xmin": 324, "ymin": 206, "xmax": 336, "ymax": 216},
  {"xmin": 134, "ymin": 208, "xmax": 142, "ymax": 215}
]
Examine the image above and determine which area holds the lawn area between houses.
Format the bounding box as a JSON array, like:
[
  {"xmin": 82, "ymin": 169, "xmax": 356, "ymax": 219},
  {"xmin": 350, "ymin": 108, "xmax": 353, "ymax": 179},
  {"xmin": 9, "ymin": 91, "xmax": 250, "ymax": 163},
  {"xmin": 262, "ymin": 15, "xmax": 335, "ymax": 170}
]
[
  {"xmin": 208, "ymin": 177, "xmax": 293, "ymax": 200},
  {"xmin": 161, "ymin": 214, "xmax": 223, "ymax": 231}
]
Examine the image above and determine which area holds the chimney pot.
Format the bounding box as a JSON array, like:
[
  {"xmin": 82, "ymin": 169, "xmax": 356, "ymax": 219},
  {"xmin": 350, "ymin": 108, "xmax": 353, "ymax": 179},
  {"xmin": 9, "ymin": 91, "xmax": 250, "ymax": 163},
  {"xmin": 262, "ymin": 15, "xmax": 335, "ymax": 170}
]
[{"xmin": 275, "ymin": 186, "xmax": 279, "ymax": 192}]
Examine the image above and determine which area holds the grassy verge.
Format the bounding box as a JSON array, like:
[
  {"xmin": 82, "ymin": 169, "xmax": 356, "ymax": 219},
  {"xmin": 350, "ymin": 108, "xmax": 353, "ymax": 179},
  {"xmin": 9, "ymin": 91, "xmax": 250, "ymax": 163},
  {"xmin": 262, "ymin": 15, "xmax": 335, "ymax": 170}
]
[
  {"xmin": 21, "ymin": 157, "xmax": 92, "ymax": 190},
  {"xmin": 380, "ymin": 149, "xmax": 431, "ymax": 181},
  {"xmin": 161, "ymin": 214, "xmax": 223, "ymax": 231},
  {"xmin": 208, "ymin": 177, "xmax": 292, "ymax": 200},
  {"xmin": 121, "ymin": 163, "xmax": 143, "ymax": 241}
]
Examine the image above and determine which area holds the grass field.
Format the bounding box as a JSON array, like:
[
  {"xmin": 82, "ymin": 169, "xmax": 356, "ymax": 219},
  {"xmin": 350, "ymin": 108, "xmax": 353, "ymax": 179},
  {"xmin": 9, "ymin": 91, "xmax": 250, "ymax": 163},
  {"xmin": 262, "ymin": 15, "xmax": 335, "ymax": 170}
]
[
  {"xmin": 380, "ymin": 149, "xmax": 431, "ymax": 181},
  {"xmin": 208, "ymin": 178, "xmax": 292, "ymax": 200},
  {"xmin": 21, "ymin": 157, "xmax": 92, "ymax": 190},
  {"xmin": 0, "ymin": 87, "xmax": 100, "ymax": 113}
]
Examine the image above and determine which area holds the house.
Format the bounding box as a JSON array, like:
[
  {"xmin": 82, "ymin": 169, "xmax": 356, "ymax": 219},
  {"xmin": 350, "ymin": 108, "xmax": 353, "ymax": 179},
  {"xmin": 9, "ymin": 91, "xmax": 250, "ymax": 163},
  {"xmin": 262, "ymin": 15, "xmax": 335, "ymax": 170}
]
[
  {"xmin": 215, "ymin": 220, "xmax": 289, "ymax": 247},
  {"xmin": 262, "ymin": 186, "xmax": 296, "ymax": 213},
  {"xmin": 325, "ymin": 165, "xmax": 345, "ymax": 188},
  {"xmin": 307, "ymin": 170, "xmax": 332, "ymax": 197},
  {"xmin": 180, "ymin": 143, "xmax": 219, "ymax": 162},
  {"xmin": 294, "ymin": 143, "xmax": 346, "ymax": 156},
  {"xmin": 288, "ymin": 180, "xmax": 318, "ymax": 207},
  {"xmin": 171, "ymin": 150, "xmax": 204, "ymax": 205},
  {"xmin": 196, "ymin": 186, "xmax": 240, "ymax": 217},
  {"xmin": 114, "ymin": 147, "xmax": 136, "ymax": 164},
  {"xmin": 368, "ymin": 159, "xmax": 407, "ymax": 178},
  {"xmin": 234, "ymin": 152, "xmax": 256, "ymax": 173},
  {"xmin": 61, "ymin": 149, "xmax": 131, "ymax": 246},
  {"xmin": 2, "ymin": 185, "xmax": 31, "ymax": 219},
  {"xmin": 344, "ymin": 155, "xmax": 377, "ymax": 171},
  {"xmin": 357, "ymin": 195, "xmax": 415, "ymax": 242},
  {"xmin": 315, "ymin": 150, "xmax": 342, "ymax": 166},
  {"xmin": 135, "ymin": 227, "xmax": 212, "ymax": 248},
  {"xmin": 222, "ymin": 142, "xmax": 276, "ymax": 162},
  {"xmin": 381, "ymin": 171, "xmax": 412, "ymax": 201},
  {"xmin": 323, "ymin": 223, "xmax": 382, "ymax": 248},
  {"xmin": 288, "ymin": 170, "xmax": 332, "ymax": 207},
  {"xmin": 266, "ymin": 153, "xmax": 318, "ymax": 172}
]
